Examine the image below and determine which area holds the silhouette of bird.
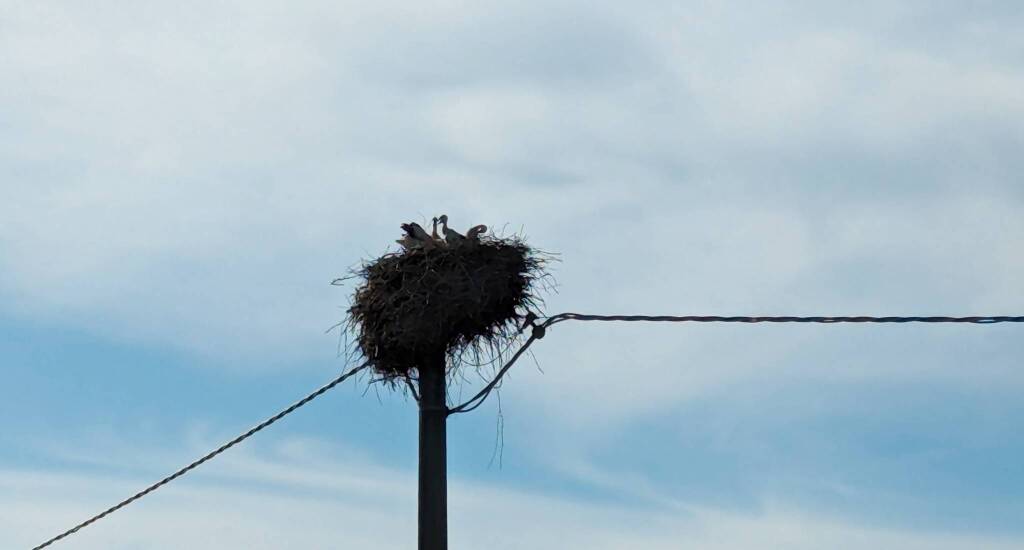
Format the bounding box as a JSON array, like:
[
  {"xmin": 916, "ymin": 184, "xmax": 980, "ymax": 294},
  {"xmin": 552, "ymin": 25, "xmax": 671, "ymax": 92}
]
[
  {"xmin": 437, "ymin": 215, "xmax": 465, "ymax": 246},
  {"xmin": 431, "ymin": 216, "xmax": 442, "ymax": 242},
  {"xmin": 465, "ymin": 224, "xmax": 487, "ymax": 247},
  {"xmin": 396, "ymin": 222, "xmax": 435, "ymax": 250}
]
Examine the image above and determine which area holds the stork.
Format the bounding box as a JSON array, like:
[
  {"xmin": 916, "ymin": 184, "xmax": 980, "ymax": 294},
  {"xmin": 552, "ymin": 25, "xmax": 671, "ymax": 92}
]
[
  {"xmin": 436, "ymin": 214, "xmax": 465, "ymax": 246},
  {"xmin": 465, "ymin": 224, "xmax": 487, "ymax": 247},
  {"xmin": 431, "ymin": 216, "xmax": 444, "ymax": 247},
  {"xmin": 396, "ymin": 222, "xmax": 435, "ymax": 250},
  {"xmin": 430, "ymin": 215, "xmax": 442, "ymax": 238}
]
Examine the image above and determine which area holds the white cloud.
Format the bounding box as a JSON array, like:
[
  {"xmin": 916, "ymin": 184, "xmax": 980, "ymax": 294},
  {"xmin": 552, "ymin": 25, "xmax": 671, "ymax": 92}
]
[
  {"xmin": 4, "ymin": 6, "xmax": 1022, "ymax": 547},
  {"xmin": 1, "ymin": 0, "xmax": 1022, "ymax": 427},
  {"xmin": 3, "ymin": 438, "xmax": 1020, "ymax": 549}
]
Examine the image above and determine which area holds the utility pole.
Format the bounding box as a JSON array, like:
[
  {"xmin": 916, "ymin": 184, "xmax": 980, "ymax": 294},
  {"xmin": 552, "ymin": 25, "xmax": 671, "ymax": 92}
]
[{"xmin": 418, "ymin": 349, "xmax": 447, "ymax": 550}]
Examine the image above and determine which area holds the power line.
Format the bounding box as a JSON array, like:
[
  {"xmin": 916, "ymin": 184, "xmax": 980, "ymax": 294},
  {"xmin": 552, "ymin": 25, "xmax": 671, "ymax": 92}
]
[
  {"xmin": 449, "ymin": 333, "xmax": 539, "ymax": 415},
  {"xmin": 448, "ymin": 312, "xmax": 1023, "ymax": 414},
  {"xmin": 543, "ymin": 313, "xmax": 1024, "ymax": 326},
  {"xmin": 32, "ymin": 312, "xmax": 1023, "ymax": 547},
  {"xmin": 32, "ymin": 362, "xmax": 369, "ymax": 550}
]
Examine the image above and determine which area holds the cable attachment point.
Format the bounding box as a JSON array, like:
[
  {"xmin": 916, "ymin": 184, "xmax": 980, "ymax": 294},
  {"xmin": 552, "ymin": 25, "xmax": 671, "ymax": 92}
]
[{"xmin": 519, "ymin": 311, "xmax": 545, "ymax": 339}]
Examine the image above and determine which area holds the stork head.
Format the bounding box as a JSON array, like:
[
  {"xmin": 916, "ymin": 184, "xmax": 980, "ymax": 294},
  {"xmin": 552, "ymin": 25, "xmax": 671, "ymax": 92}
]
[
  {"xmin": 467, "ymin": 224, "xmax": 487, "ymax": 238},
  {"xmin": 437, "ymin": 214, "xmax": 448, "ymax": 225}
]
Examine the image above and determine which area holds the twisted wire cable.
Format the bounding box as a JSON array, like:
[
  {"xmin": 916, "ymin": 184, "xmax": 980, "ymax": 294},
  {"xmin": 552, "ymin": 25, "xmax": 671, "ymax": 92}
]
[
  {"xmin": 448, "ymin": 334, "xmax": 539, "ymax": 415},
  {"xmin": 449, "ymin": 312, "xmax": 1023, "ymax": 415},
  {"xmin": 543, "ymin": 313, "xmax": 1024, "ymax": 326},
  {"xmin": 32, "ymin": 361, "xmax": 369, "ymax": 550},
  {"xmin": 33, "ymin": 312, "xmax": 1023, "ymax": 547}
]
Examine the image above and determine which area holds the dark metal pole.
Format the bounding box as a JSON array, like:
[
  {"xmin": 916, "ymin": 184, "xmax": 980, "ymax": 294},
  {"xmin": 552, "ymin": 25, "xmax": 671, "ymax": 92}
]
[{"xmin": 418, "ymin": 351, "xmax": 447, "ymax": 550}]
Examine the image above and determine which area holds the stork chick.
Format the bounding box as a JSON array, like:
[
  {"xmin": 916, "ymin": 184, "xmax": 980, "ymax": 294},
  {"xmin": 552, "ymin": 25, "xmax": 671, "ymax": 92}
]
[
  {"xmin": 436, "ymin": 214, "xmax": 465, "ymax": 246},
  {"xmin": 396, "ymin": 222, "xmax": 435, "ymax": 251},
  {"xmin": 465, "ymin": 224, "xmax": 487, "ymax": 247},
  {"xmin": 431, "ymin": 216, "xmax": 445, "ymax": 247}
]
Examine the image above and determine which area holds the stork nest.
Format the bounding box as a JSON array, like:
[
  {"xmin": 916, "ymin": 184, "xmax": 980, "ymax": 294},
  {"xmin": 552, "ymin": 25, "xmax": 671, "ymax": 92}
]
[{"xmin": 344, "ymin": 234, "xmax": 551, "ymax": 379}]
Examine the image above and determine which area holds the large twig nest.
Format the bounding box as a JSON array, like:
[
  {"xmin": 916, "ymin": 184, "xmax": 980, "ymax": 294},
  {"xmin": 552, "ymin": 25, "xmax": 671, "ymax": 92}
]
[{"xmin": 346, "ymin": 232, "xmax": 551, "ymax": 379}]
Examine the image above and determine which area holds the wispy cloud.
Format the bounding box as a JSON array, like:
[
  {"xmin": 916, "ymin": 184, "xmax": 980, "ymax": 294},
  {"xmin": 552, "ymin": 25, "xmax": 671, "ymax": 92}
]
[
  {"xmin": 2, "ymin": 1, "xmax": 1021, "ymax": 367},
  {"xmin": 6, "ymin": 438, "xmax": 1022, "ymax": 549},
  {"xmin": 3, "ymin": 2, "xmax": 1022, "ymax": 545}
]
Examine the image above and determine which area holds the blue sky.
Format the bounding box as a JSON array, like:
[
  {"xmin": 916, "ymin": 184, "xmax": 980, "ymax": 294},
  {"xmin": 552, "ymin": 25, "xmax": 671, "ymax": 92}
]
[{"xmin": 2, "ymin": 1, "xmax": 1023, "ymax": 548}]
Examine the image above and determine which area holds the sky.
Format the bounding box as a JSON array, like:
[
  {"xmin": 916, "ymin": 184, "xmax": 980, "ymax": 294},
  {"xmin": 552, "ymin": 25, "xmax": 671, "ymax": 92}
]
[{"xmin": 2, "ymin": 1, "xmax": 1023, "ymax": 548}]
